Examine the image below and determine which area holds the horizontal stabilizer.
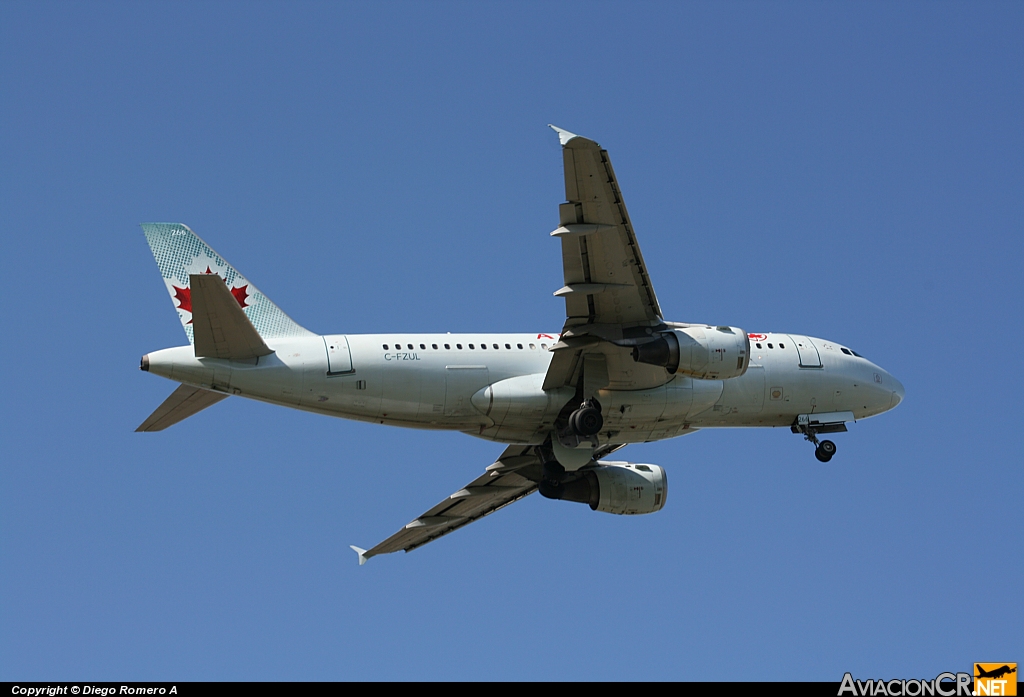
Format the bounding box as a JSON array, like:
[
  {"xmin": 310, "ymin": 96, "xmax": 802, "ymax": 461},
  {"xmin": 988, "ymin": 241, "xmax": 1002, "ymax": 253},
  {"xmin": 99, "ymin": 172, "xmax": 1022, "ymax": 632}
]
[
  {"xmin": 190, "ymin": 273, "xmax": 274, "ymax": 360},
  {"xmin": 136, "ymin": 384, "xmax": 229, "ymax": 432}
]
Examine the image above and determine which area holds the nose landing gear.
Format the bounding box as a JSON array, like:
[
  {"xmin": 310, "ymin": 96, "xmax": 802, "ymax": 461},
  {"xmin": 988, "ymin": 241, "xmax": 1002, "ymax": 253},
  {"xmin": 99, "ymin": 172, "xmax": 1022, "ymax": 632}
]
[
  {"xmin": 792, "ymin": 413, "xmax": 847, "ymax": 463},
  {"xmin": 814, "ymin": 439, "xmax": 837, "ymax": 463},
  {"xmin": 789, "ymin": 425, "xmax": 835, "ymax": 462},
  {"xmin": 799, "ymin": 427, "xmax": 837, "ymax": 463}
]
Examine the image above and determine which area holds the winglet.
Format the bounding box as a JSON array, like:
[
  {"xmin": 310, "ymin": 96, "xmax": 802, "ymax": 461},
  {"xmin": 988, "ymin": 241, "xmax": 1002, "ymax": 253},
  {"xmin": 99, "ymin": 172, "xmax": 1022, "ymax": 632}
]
[
  {"xmin": 349, "ymin": 545, "xmax": 369, "ymax": 566},
  {"xmin": 548, "ymin": 124, "xmax": 580, "ymax": 146}
]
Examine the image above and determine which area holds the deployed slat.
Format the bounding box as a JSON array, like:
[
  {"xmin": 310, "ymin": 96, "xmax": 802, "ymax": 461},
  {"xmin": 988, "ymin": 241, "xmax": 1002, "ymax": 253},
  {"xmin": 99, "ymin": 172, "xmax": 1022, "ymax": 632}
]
[
  {"xmin": 135, "ymin": 384, "xmax": 229, "ymax": 432},
  {"xmin": 190, "ymin": 273, "xmax": 274, "ymax": 360}
]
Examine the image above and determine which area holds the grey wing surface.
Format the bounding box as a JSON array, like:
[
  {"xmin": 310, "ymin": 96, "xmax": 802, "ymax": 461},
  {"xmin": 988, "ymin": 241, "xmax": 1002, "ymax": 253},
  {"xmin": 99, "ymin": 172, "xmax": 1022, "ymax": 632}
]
[
  {"xmin": 350, "ymin": 442, "xmax": 629, "ymax": 564},
  {"xmin": 550, "ymin": 125, "xmax": 663, "ymax": 330},
  {"xmin": 350, "ymin": 445, "xmax": 540, "ymax": 564},
  {"xmin": 544, "ymin": 126, "xmax": 671, "ymax": 392}
]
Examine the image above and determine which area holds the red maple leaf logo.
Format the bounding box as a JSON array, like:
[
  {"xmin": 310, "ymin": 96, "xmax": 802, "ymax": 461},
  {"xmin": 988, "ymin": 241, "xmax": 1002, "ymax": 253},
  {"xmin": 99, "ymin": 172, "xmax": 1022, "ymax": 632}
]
[
  {"xmin": 172, "ymin": 270, "xmax": 249, "ymax": 323},
  {"xmin": 173, "ymin": 284, "xmax": 193, "ymax": 314},
  {"xmin": 230, "ymin": 284, "xmax": 249, "ymax": 308}
]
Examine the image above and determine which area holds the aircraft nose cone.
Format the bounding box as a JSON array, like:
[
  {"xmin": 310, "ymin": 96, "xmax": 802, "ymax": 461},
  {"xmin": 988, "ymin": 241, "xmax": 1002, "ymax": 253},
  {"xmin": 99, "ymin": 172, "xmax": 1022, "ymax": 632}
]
[{"xmin": 890, "ymin": 375, "xmax": 905, "ymax": 409}]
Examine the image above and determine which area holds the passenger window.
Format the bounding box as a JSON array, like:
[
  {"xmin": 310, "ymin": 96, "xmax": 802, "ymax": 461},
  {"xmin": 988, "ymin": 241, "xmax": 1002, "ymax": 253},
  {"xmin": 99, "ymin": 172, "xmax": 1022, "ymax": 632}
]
[
  {"xmin": 529, "ymin": 343, "xmax": 536, "ymax": 349},
  {"xmin": 432, "ymin": 344, "xmax": 438, "ymax": 350},
  {"xmin": 541, "ymin": 343, "xmax": 548, "ymax": 349},
  {"xmin": 444, "ymin": 344, "xmax": 450, "ymax": 349},
  {"xmin": 480, "ymin": 344, "xmax": 486, "ymax": 349},
  {"xmin": 383, "ymin": 344, "xmax": 389, "ymax": 350},
  {"xmin": 406, "ymin": 344, "xmax": 413, "ymax": 350},
  {"xmin": 469, "ymin": 344, "xmax": 475, "ymax": 349},
  {"xmin": 456, "ymin": 344, "xmax": 463, "ymax": 350},
  {"xmin": 779, "ymin": 343, "xmax": 785, "ymax": 349},
  {"xmin": 755, "ymin": 343, "xmax": 762, "ymax": 349},
  {"xmin": 420, "ymin": 344, "xmax": 425, "ymax": 350},
  {"xmin": 505, "ymin": 343, "xmax": 511, "ymax": 349},
  {"xmin": 768, "ymin": 343, "xmax": 774, "ymax": 349}
]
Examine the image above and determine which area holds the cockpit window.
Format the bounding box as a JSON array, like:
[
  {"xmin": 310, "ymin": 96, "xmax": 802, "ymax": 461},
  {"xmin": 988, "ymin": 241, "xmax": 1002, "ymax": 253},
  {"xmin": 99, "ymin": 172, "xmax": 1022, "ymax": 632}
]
[
  {"xmin": 851, "ymin": 349, "xmax": 864, "ymax": 358},
  {"xmin": 841, "ymin": 348, "xmax": 852, "ymax": 355}
]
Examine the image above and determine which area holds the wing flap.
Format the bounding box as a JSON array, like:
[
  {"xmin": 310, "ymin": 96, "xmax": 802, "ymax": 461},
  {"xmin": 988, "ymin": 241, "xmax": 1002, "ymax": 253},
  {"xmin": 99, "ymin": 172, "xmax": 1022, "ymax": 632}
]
[
  {"xmin": 190, "ymin": 273, "xmax": 274, "ymax": 360},
  {"xmin": 136, "ymin": 384, "xmax": 229, "ymax": 432}
]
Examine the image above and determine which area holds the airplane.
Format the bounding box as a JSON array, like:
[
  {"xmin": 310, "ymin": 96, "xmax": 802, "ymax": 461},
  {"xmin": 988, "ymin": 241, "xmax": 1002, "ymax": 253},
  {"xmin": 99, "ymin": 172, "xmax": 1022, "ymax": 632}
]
[
  {"xmin": 976, "ymin": 665, "xmax": 1016, "ymax": 680},
  {"xmin": 135, "ymin": 125, "xmax": 905, "ymax": 564}
]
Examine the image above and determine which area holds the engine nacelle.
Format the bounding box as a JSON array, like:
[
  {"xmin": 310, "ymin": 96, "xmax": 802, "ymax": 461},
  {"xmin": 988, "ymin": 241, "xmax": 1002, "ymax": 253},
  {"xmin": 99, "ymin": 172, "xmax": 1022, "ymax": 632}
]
[
  {"xmin": 541, "ymin": 461, "xmax": 668, "ymax": 515},
  {"xmin": 632, "ymin": 326, "xmax": 749, "ymax": 380}
]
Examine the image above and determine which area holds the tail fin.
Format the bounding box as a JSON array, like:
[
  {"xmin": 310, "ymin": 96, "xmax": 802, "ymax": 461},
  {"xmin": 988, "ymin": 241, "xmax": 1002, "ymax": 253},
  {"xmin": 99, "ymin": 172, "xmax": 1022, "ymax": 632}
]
[{"xmin": 141, "ymin": 223, "xmax": 314, "ymax": 344}]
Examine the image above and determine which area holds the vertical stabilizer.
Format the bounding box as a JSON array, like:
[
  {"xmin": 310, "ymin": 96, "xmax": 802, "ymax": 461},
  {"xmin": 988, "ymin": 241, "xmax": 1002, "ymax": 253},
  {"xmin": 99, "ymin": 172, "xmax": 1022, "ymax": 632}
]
[{"xmin": 141, "ymin": 223, "xmax": 314, "ymax": 344}]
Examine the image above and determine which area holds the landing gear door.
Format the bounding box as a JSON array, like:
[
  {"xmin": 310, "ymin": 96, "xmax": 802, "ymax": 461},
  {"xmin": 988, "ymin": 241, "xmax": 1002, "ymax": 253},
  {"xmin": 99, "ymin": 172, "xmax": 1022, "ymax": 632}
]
[
  {"xmin": 788, "ymin": 335, "xmax": 822, "ymax": 368},
  {"xmin": 323, "ymin": 335, "xmax": 354, "ymax": 374}
]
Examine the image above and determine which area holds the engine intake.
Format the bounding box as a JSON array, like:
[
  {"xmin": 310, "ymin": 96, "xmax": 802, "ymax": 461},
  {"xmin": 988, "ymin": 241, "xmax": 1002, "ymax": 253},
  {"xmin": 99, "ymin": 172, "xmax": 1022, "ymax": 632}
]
[
  {"xmin": 632, "ymin": 326, "xmax": 749, "ymax": 380},
  {"xmin": 540, "ymin": 461, "xmax": 668, "ymax": 515}
]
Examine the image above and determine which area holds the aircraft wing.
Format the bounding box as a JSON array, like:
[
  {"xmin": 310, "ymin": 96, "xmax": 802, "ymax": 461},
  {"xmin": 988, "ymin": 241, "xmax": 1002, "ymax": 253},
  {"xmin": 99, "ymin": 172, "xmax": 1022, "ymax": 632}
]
[
  {"xmin": 351, "ymin": 441, "xmax": 629, "ymax": 564},
  {"xmin": 350, "ymin": 445, "xmax": 539, "ymax": 564},
  {"xmin": 544, "ymin": 126, "xmax": 667, "ymax": 391}
]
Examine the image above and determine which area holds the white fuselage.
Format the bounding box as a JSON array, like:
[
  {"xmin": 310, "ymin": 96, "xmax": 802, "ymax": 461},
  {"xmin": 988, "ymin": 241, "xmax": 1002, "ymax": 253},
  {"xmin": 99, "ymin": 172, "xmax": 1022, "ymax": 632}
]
[{"xmin": 144, "ymin": 330, "xmax": 904, "ymax": 446}]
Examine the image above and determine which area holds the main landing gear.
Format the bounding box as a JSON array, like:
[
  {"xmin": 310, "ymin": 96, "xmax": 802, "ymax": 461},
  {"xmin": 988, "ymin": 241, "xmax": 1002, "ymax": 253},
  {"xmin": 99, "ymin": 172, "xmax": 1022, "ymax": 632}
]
[{"xmin": 569, "ymin": 399, "xmax": 603, "ymax": 437}]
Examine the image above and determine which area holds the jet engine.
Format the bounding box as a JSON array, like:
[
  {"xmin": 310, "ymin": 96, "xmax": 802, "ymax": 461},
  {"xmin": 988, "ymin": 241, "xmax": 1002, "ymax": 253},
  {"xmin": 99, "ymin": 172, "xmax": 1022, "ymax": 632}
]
[
  {"xmin": 632, "ymin": 326, "xmax": 749, "ymax": 380},
  {"xmin": 539, "ymin": 461, "xmax": 667, "ymax": 515}
]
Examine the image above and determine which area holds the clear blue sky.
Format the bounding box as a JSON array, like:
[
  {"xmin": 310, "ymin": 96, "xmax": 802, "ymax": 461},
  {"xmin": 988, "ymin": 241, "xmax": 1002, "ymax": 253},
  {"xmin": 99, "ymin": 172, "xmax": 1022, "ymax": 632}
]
[{"xmin": 2, "ymin": 1, "xmax": 1021, "ymax": 681}]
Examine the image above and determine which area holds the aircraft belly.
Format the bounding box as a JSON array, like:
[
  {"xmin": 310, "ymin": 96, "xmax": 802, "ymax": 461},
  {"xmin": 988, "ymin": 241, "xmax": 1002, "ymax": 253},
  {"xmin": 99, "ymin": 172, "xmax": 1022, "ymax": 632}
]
[{"xmin": 591, "ymin": 377, "xmax": 721, "ymax": 442}]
